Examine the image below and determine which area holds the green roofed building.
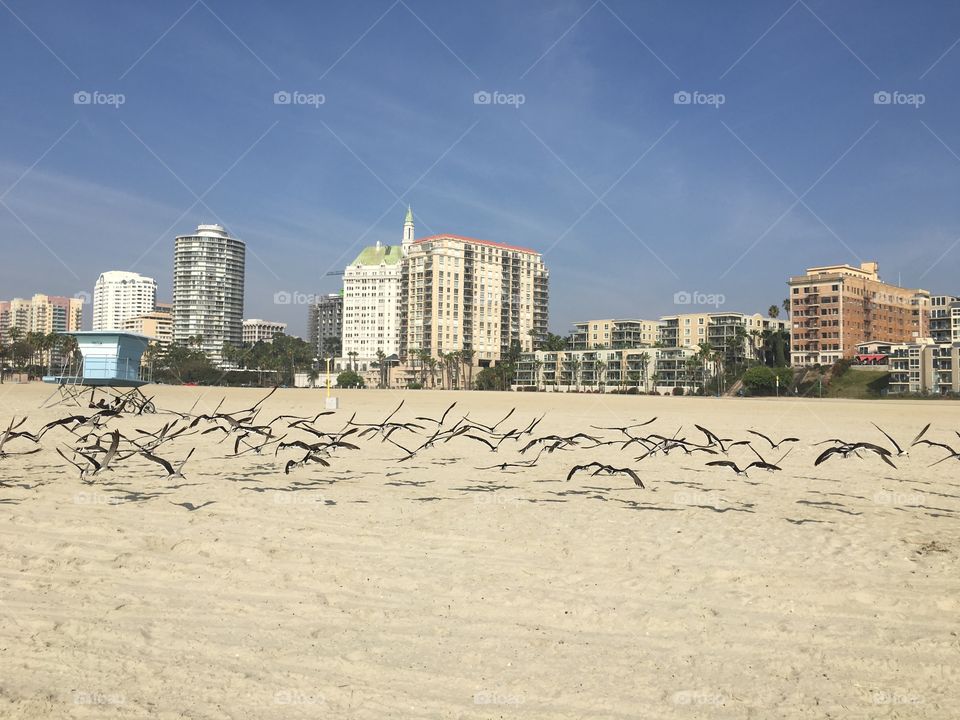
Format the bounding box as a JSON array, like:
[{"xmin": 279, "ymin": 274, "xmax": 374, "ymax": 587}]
[{"xmin": 342, "ymin": 222, "xmax": 407, "ymax": 361}]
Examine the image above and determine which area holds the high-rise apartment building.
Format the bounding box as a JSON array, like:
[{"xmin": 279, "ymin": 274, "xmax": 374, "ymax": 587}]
[
  {"xmin": 0, "ymin": 294, "xmax": 84, "ymax": 366},
  {"xmin": 173, "ymin": 224, "xmax": 245, "ymax": 365},
  {"xmin": 92, "ymin": 271, "xmax": 157, "ymax": 331},
  {"xmin": 788, "ymin": 261, "xmax": 928, "ymax": 366},
  {"xmin": 342, "ymin": 244, "xmax": 402, "ymax": 359},
  {"xmin": 399, "ymin": 231, "xmax": 549, "ymax": 363},
  {"xmin": 123, "ymin": 312, "xmax": 173, "ymax": 346},
  {"xmin": 341, "ymin": 208, "xmax": 549, "ymax": 371},
  {"xmin": 308, "ymin": 293, "xmax": 343, "ymax": 358},
  {"xmin": 0, "ymin": 298, "xmax": 33, "ymax": 343}
]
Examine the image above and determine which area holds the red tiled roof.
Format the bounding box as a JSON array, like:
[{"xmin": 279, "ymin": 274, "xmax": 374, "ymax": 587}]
[{"xmin": 413, "ymin": 234, "xmax": 540, "ymax": 255}]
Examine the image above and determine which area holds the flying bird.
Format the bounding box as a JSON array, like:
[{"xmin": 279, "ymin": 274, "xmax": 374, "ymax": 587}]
[
  {"xmin": 706, "ymin": 459, "xmax": 782, "ymax": 476},
  {"xmin": 566, "ymin": 462, "xmax": 645, "ymax": 488},
  {"xmin": 140, "ymin": 448, "xmax": 195, "ymax": 479},
  {"xmin": 746, "ymin": 430, "xmax": 799, "ymax": 450},
  {"xmin": 871, "ymin": 422, "xmax": 930, "ymax": 457}
]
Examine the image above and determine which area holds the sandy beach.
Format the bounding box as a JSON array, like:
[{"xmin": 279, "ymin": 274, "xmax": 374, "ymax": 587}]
[{"xmin": 1, "ymin": 383, "xmax": 958, "ymax": 719}]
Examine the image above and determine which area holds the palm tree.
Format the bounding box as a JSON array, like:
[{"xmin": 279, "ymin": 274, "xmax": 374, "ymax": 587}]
[
  {"xmin": 569, "ymin": 356, "xmax": 581, "ymax": 392},
  {"xmin": 638, "ymin": 351, "xmax": 651, "ymax": 392},
  {"xmin": 768, "ymin": 304, "xmax": 780, "ymax": 319},
  {"xmin": 781, "ymin": 298, "xmax": 790, "ymax": 319},
  {"xmin": 375, "ymin": 348, "xmax": 387, "ymax": 388},
  {"xmin": 697, "ymin": 341, "xmax": 713, "ymax": 392},
  {"xmin": 595, "ymin": 358, "xmax": 607, "ymax": 393},
  {"xmin": 348, "ymin": 351, "xmax": 358, "ymax": 372},
  {"xmin": 417, "ymin": 349, "xmax": 431, "ymax": 386},
  {"xmin": 532, "ymin": 356, "xmax": 544, "ymax": 390},
  {"xmin": 749, "ymin": 329, "xmax": 762, "ymax": 364},
  {"xmin": 460, "ymin": 348, "xmax": 474, "ymax": 390}
]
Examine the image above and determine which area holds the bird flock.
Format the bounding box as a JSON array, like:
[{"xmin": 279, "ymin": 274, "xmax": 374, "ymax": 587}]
[{"xmin": 1, "ymin": 390, "xmax": 958, "ymax": 508}]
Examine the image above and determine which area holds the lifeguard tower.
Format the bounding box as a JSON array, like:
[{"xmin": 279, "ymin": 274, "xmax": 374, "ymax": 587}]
[{"xmin": 43, "ymin": 331, "xmax": 156, "ymax": 412}]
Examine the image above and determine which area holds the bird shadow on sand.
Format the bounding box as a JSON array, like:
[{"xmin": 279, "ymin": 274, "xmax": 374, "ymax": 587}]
[
  {"xmin": 618, "ymin": 499, "xmax": 681, "ymax": 512},
  {"xmin": 384, "ymin": 479, "xmax": 434, "ymax": 487},
  {"xmin": 691, "ymin": 504, "xmax": 756, "ymax": 514},
  {"xmin": 452, "ymin": 483, "xmax": 519, "ymax": 493},
  {"xmin": 795, "ymin": 499, "xmax": 862, "ymax": 516},
  {"xmin": 169, "ymin": 500, "xmax": 216, "ymax": 512},
  {"xmin": 915, "ymin": 504, "xmax": 958, "ymax": 515},
  {"xmin": 806, "ymin": 489, "xmax": 869, "ymax": 502},
  {"xmin": 101, "ymin": 490, "xmax": 166, "ymax": 504},
  {"xmin": 547, "ymin": 489, "xmax": 597, "ymax": 497}
]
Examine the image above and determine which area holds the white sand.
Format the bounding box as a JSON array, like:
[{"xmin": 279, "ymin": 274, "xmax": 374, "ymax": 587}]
[{"xmin": 0, "ymin": 384, "xmax": 958, "ymax": 718}]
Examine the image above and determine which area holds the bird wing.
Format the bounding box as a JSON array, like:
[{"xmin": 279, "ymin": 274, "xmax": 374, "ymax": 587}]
[
  {"xmin": 140, "ymin": 450, "xmax": 174, "ymax": 475},
  {"xmin": 915, "ymin": 439, "xmax": 956, "ymax": 453},
  {"xmin": 56, "ymin": 447, "xmax": 84, "ymax": 472},
  {"xmin": 871, "ymin": 423, "xmax": 901, "ymax": 454},
  {"xmin": 747, "ymin": 430, "xmax": 774, "ymax": 447},
  {"xmin": 814, "ymin": 447, "xmax": 839, "ymax": 466},
  {"xmin": 614, "ymin": 467, "xmax": 644, "ymax": 488},
  {"xmin": 908, "ymin": 423, "xmax": 931, "ymax": 446}
]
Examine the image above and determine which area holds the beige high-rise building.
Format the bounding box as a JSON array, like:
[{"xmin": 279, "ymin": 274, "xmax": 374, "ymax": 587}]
[
  {"xmin": 788, "ymin": 261, "xmax": 928, "ymax": 366},
  {"xmin": 400, "ymin": 229, "xmax": 549, "ymax": 365},
  {"xmin": 123, "ymin": 312, "xmax": 173, "ymax": 346},
  {"xmin": 0, "ymin": 294, "xmax": 84, "ymax": 366},
  {"xmin": 0, "ymin": 294, "xmax": 84, "ymax": 339}
]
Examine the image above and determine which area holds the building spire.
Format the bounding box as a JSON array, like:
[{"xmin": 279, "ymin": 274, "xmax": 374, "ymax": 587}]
[{"xmin": 402, "ymin": 205, "xmax": 415, "ymax": 254}]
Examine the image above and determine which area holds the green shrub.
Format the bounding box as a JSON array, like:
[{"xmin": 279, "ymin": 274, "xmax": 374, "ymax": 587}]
[{"xmin": 337, "ymin": 370, "xmax": 364, "ymax": 388}]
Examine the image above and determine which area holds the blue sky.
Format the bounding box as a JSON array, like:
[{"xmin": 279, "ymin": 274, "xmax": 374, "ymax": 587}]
[{"xmin": 1, "ymin": 0, "xmax": 959, "ymax": 337}]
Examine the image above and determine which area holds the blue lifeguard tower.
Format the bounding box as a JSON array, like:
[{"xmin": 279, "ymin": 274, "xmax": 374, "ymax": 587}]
[{"xmin": 43, "ymin": 331, "xmax": 155, "ymax": 411}]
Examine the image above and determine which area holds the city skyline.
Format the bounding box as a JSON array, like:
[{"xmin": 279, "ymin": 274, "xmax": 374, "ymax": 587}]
[{"xmin": 2, "ymin": 2, "xmax": 960, "ymax": 338}]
